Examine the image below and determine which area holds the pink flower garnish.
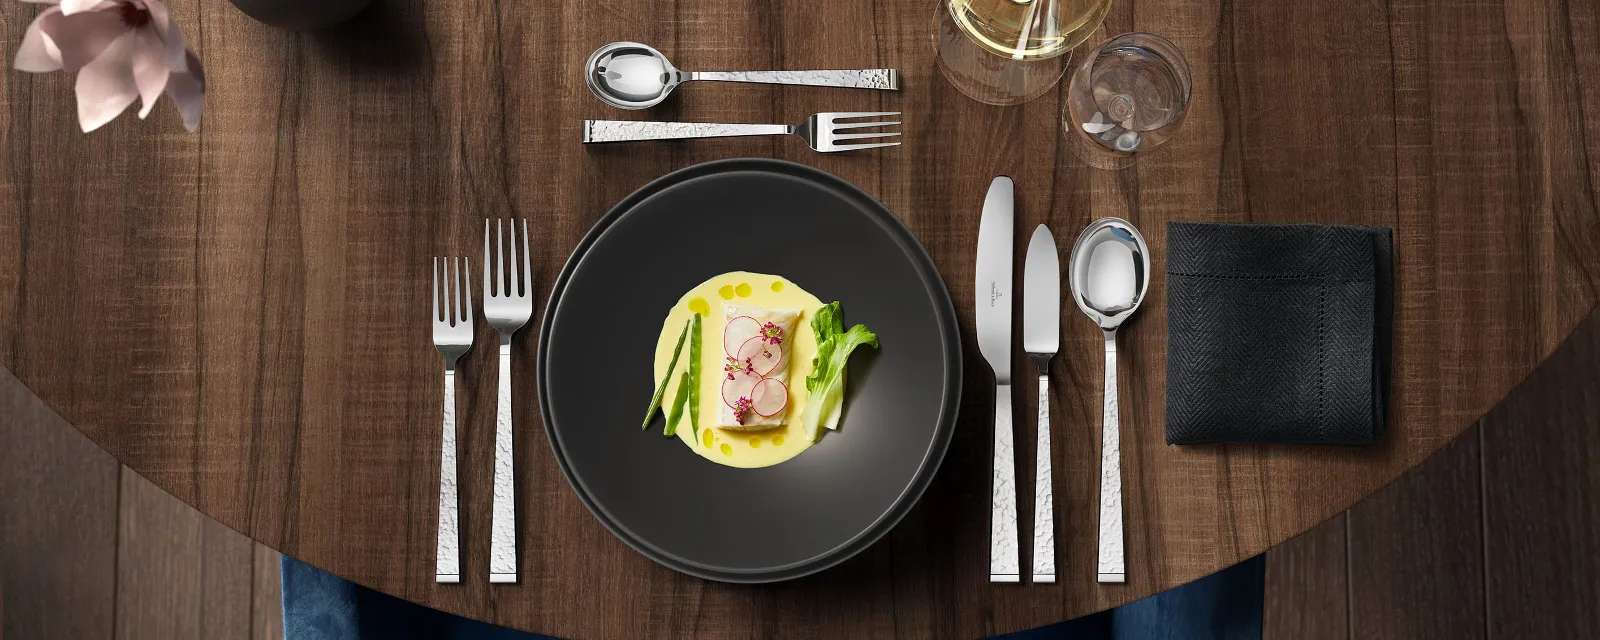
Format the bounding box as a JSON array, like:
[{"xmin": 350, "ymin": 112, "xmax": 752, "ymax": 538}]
[
  {"xmin": 13, "ymin": 0, "xmax": 205, "ymax": 133},
  {"xmin": 760, "ymin": 322, "xmax": 784, "ymax": 346},
  {"xmin": 723, "ymin": 356, "xmax": 754, "ymax": 380},
  {"xmin": 731, "ymin": 396, "xmax": 754, "ymax": 425}
]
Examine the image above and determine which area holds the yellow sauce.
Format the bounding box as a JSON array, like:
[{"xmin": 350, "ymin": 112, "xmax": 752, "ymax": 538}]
[{"xmin": 652, "ymin": 272, "xmax": 823, "ymax": 468}]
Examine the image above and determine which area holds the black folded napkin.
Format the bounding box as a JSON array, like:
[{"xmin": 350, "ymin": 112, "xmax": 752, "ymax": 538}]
[{"xmin": 1165, "ymin": 223, "xmax": 1393, "ymax": 445}]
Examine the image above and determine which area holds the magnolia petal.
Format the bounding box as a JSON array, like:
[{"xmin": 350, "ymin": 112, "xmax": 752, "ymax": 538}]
[
  {"xmin": 131, "ymin": 28, "xmax": 168, "ymax": 118},
  {"xmin": 38, "ymin": 8, "xmax": 127, "ymax": 71},
  {"xmin": 14, "ymin": 11, "xmax": 65, "ymax": 72},
  {"xmin": 144, "ymin": 0, "xmax": 171, "ymax": 39},
  {"xmin": 75, "ymin": 32, "xmax": 140, "ymax": 132},
  {"xmin": 164, "ymin": 56, "xmax": 203, "ymax": 132},
  {"xmin": 58, "ymin": 0, "xmax": 107, "ymax": 14},
  {"xmin": 162, "ymin": 16, "xmax": 188, "ymax": 71}
]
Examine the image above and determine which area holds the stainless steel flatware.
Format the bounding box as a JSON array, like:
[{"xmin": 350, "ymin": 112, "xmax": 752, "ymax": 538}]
[
  {"xmin": 975, "ymin": 176, "xmax": 1018, "ymax": 583},
  {"xmin": 582, "ymin": 112, "xmax": 902, "ymax": 152},
  {"xmin": 484, "ymin": 219, "xmax": 533, "ymax": 584},
  {"xmin": 586, "ymin": 41, "xmax": 900, "ymax": 110},
  {"xmin": 431, "ymin": 257, "xmax": 472, "ymax": 584},
  {"xmin": 1068, "ymin": 218, "xmax": 1150, "ymax": 584},
  {"xmin": 1022, "ymin": 225, "xmax": 1060, "ymax": 584}
]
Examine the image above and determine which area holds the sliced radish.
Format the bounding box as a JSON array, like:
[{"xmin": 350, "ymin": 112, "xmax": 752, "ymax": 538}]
[
  {"xmin": 723, "ymin": 316, "xmax": 761, "ymax": 356},
  {"xmin": 736, "ymin": 336, "xmax": 783, "ymax": 376},
  {"xmin": 750, "ymin": 378, "xmax": 789, "ymax": 417},
  {"xmin": 721, "ymin": 369, "xmax": 761, "ymax": 408}
]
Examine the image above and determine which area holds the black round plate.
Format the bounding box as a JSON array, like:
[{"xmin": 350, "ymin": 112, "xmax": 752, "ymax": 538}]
[{"xmin": 538, "ymin": 159, "xmax": 962, "ymax": 583}]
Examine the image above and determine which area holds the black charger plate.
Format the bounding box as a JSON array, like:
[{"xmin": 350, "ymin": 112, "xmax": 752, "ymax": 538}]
[{"xmin": 538, "ymin": 159, "xmax": 961, "ymax": 582}]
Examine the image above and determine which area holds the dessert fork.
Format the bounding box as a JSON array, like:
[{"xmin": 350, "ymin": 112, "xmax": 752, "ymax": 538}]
[
  {"xmin": 484, "ymin": 219, "xmax": 533, "ymax": 584},
  {"xmin": 581, "ymin": 112, "xmax": 902, "ymax": 152},
  {"xmin": 431, "ymin": 257, "xmax": 472, "ymax": 584}
]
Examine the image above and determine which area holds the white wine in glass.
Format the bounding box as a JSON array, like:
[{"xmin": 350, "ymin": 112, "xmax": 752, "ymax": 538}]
[
  {"xmin": 935, "ymin": 0, "xmax": 1112, "ymax": 105},
  {"xmin": 949, "ymin": 0, "xmax": 1112, "ymax": 60}
]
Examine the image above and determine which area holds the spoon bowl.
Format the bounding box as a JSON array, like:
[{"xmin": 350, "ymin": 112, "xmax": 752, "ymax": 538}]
[
  {"xmin": 587, "ymin": 42, "xmax": 681, "ymax": 109},
  {"xmin": 1068, "ymin": 218, "xmax": 1151, "ymax": 330}
]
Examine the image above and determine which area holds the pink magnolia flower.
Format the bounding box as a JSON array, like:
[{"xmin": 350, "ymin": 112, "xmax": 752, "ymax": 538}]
[{"xmin": 13, "ymin": 0, "xmax": 203, "ymax": 133}]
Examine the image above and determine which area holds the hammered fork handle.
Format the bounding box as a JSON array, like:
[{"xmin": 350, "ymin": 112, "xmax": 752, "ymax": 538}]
[
  {"xmin": 583, "ymin": 121, "xmax": 790, "ymax": 143},
  {"xmin": 436, "ymin": 368, "xmax": 461, "ymax": 583},
  {"xmin": 490, "ymin": 338, "xmax": 517, "ymax": 583}
]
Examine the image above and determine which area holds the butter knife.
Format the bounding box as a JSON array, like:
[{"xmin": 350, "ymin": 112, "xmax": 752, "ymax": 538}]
[
  {"xmin": 1022, "ymin": 225, "xmax": 1060, "ymax": 583},
  {"xmin": 975, "ymin": 176, "xmax": 1018, "ymax": 583}
]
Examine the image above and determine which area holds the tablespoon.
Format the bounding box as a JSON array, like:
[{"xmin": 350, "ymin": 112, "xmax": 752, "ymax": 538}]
[
  {"xmin": 585, "ymin": 41, "xmax": 900, "ymax": 110},
  {"xmin": 1067, "ymin": 218, "xmax": 1150, "ymax": 585}
]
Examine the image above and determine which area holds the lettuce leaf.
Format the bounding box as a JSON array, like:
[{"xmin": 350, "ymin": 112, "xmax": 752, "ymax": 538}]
[{"xmin": 800, "ymin": 310, "xmax": 877, "ymax": 442}]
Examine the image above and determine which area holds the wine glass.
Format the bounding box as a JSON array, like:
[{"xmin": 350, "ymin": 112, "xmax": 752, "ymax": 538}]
[
  {"xmin": 935, "ymin": 0, "xmax": 1113, "ymax": 106},
  {"xmin": 1065, "ymin": 33, "xmax": 1192, "ymax": 169}
]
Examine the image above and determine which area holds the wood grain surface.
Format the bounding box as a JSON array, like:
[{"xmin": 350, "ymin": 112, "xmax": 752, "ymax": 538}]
[
  {"xmin": 1264, "ymin": 309, "xmax": 1600, "ymax": 639},
  {"xmin": 2, "ymin": 0, "xmax": 1598, "ymax": 635},
  {"xmin": 0, "ymin": 367, "xmax": 284, "ymax": 640}
]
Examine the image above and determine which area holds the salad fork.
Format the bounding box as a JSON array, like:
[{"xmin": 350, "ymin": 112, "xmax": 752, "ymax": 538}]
[
  {"xmin": 484, "ymin": 219, "xmax": 533, "ymax": 584},
  {"xmin": 431, "ymin": 257, "xmax": 472, "ymax": 584},
  {"xmin": 580, "ymin": 112, "xmax": 902, "ymax": 152}
]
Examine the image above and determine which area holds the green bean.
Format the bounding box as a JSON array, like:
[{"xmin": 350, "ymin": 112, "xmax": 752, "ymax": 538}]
[{"xmin": 642, "ymin": 319, "xmax": 690, "ymax": 429}]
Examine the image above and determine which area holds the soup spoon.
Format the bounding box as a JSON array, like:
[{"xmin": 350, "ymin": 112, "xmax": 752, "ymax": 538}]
[
  {"xmin": 585, "ymin": 42, "xmax": 900, "ymax": 110},
  {"xmin": 1068, "ymin": 218, "xmax": 1150, "ymax": 585}
]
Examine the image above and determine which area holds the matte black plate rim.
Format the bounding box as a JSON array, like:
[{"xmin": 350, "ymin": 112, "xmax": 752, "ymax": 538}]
[{"xmin": 537, "ymin": 158, "xmax": 963, "ymax": 583}]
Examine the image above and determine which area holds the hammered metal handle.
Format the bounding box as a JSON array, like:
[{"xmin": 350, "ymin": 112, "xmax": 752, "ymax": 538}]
[
  {"xmin": 690, "ymin": 69, "xmax": 899, "ymax": 90},
  {"xmin": 582, "ymin": 120, "xmax": 790, "ymax": 143},
  {"xmin": 1097, "ymin": 332, "xmax": 1125, "ymax": 583},
  {"xmin": 991, "ymin": 383, "xmax": 1020, "ymax": 582},
  {"xmin": 436, "ymin": 369, "xmax": 460, "ymax": 583},
  {"xmin": 490, "ymin": 343, "xmax": 517, "ymax": 583},
  {"xmin": 1032, "ymin": 373, "xmax": 1056, "ymax": 583}
]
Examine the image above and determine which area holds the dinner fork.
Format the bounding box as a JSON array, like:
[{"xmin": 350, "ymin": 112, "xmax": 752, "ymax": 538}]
[
  {"xmin": 432, "ymin": 257, "xmax": 472, "ymax": 584},
  {"xmin": 580, "ymin": 112, "xmax": 902, "ymax": 152},
  {"xmin": 484, "ymin": 219, "xmax": 533, "ymax": 584}
]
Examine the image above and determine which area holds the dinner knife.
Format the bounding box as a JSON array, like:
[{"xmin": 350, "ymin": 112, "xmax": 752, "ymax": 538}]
[
  {"xmin": 1022, "ymin": 224, "xmax": 1059, "ymax": 583},
  {"xmin": 975, "ymin": 176, "xmax": 1019, "ymax": 583}
]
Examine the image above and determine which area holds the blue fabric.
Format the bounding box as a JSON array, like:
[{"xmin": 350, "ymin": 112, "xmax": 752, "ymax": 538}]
[
  {"xmin": 999, "ymin": 556, "xmax": 1265, "ymax": 640},
  {"xmin": 283, "ymin": 555, "xmax": 1263, "ymax": 640},
  {"xmin": 281, "ymin": 557, "xmax": 551, "ymax": 640}
]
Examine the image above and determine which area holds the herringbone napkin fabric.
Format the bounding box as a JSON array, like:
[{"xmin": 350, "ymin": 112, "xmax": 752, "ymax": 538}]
[{"xmin": 1165, "ymin": 223, "xmax": 1393, "ymax": 445}]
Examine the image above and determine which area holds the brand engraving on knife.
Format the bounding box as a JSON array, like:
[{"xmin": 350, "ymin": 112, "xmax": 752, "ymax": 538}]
[{"xmin": 990, "ymin": 282, "xmax": 1004, "ymax": 308}]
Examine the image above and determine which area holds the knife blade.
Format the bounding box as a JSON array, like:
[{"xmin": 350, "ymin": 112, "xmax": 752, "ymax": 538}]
[
  {"xmin": 1023, "ymin": 224, "xmax": 1060, "ymax": 583},
  {"xmin": 1023, "ymin": 226, "xmax": 1060, "ymax": 356},
  {"xmin": 975, "ymin": 176, "xmax": 1018, "ymax": 583}
]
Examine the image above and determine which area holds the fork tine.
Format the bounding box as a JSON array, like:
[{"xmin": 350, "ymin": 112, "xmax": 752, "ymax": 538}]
[
  {"xmin": 458, "ymin": 257, "xmax": 471, "ymax": 325},
  {"xmin": 833, "ymin": 131, "xmax": 903, "ymax": 141},
  {"xmin": 520, "ymin": 219, "xmax": 532, "ymax": 298},
  {"xmin": 508, "ymin": 219, "xmax": 520, "ymax": 297},
  {"xmin": 831, "ymin": 120, "xmax": 901, "ymax": 131},
  {"xmin": 433, "ymin": 257, "xmax": 441, "ymax": 324},
  {"xmin": 496, "ymin": 219, "xmax": 507, "ymax": 297},
  {"xmin": 828, "ymin": 111, "xmax": 900, "ymax": 119},
  {"xmin": 830, "ymin": 141, "xmax": 902, "ymax": 152},
  {"xmin": 483, "ymin": 220, "xmax": 492, "ymax": 300}
]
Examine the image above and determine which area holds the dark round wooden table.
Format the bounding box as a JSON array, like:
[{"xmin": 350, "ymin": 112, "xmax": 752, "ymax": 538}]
[{"xmin": 2, "ymin": 0, "xmax": 1597, "ymax": 636}]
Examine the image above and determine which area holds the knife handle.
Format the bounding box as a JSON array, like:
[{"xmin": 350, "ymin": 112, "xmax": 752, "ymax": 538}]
[
  {"xmin": 990, "ymin": 383, "xmax": 1020, "ymax": 582},
  {"xmin": 1031, "ymin": 373, "xmax": 1055, "ymax": 583},
  {"xmin": 1097, "ymin": 332, "xmax": 1125, "ymax": 583}
]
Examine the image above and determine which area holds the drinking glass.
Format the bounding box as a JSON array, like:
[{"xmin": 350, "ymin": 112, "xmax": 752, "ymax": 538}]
[
  {"xmin": 1064, "ymin": 33, "xmax": 1192, "ymax": 169},
  {"xmin": 935, "ymin": 0, "xmax": 1112, "ymax": 106}
]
